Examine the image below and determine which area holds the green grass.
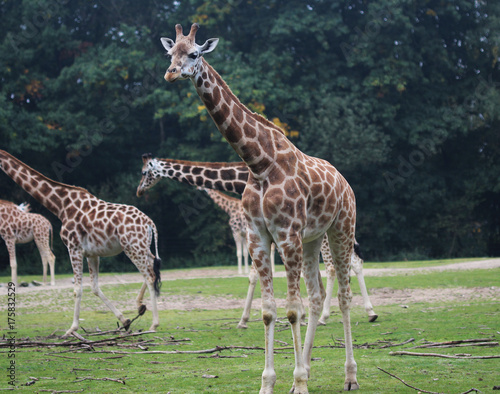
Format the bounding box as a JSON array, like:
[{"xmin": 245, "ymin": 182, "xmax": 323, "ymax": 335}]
[{"xmin": 1, "ymin": 259, "xmax": 499, "ymax": 393}]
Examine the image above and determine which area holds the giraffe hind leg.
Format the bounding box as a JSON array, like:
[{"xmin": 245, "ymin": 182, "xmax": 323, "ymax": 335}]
[
  {"xmin": 87, "ymin": 256, "xmax": 131, "ymax": 329},
  {"xmin": 124, "ymin": 248, "xmax": 160, "ymax": 331},
  {"xmin": 327, "ymin": 229, "xmax": 359, "ymax": 391}
]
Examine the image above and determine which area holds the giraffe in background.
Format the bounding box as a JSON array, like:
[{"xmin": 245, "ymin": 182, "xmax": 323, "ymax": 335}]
[
  {"xmin": 199, "ymin": 188, "xmax": 250, "ymax": 275},
  {"xmin": 198, "ymin": 187, "xmax": 279, "ymax": 329},
  {"xmin": 161, "ymin": 24, "xmax": 359, "ymax": 392},
  {"xmin": 137, "ymin": 154, "xmax": 377, "ymax": 327},
  {"xmin": 0, "ymin": 150, "xmax": 161, "ymax": 337},
  {"xmin": 0, "ymin": 200, "xmax": 55, "ymax": 286}
]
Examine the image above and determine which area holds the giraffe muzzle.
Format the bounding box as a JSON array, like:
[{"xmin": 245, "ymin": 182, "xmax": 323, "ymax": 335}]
[{"xmin": 165, "ymin": 69, "xmax": 180, "ymax": 83}]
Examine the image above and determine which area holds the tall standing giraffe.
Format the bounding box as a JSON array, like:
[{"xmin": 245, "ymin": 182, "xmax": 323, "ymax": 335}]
[
  {"xmin": 137, "ymin": 154, "xmax": 377, "ymax": 326},
  {"xmin": 161, "ymin": 24, "xmax": 359, "ymax": 392},
  {"xmin": 0, "ymin": 200, "xmax": 56, "ymax": 286},
  {"xmin": 0, "ymin": 150, "xmax": 162, "ymax": 337}
]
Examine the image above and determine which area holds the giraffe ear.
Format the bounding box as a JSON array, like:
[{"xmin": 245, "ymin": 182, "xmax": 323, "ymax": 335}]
[
  {"xmin": 160, "ymin": 37, "xmax": 175, "ymax": 52},
  {"xmin": 198, "ymin": 38, "xmax": 219, "ymax": 55}
]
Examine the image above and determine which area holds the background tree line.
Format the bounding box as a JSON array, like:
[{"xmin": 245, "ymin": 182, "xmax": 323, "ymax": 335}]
[{"xmin": 1, "ymin": 0, "xmax": 499, "ymax": 275}]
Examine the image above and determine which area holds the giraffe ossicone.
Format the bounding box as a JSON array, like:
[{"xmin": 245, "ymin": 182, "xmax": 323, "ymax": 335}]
[
  {"xmin": 0, "ymin": 150, "xmax": 162, "ymax": 337},
  {"xmin": 161, "ymin": 24, "xmax": 360, "ymax": 392}
]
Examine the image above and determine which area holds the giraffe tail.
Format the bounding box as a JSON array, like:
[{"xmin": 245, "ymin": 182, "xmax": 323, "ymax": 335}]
[
  {"xmin": 353, "ymin": 240, "xmax": 364, "ymax": 261},
  {"xmin": 151, "ymin": 222, "xmax": 162, "ymax": 296}
]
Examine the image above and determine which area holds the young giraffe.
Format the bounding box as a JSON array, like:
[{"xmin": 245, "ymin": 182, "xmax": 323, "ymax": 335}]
[
  {"xmin": 0, "ymin": 150, "xmax": 161, "ymax": 337},
  {"xmin": 162, "ymin": 24, "xmax": 359, "ymax": 392},
  {"xmin": 137, "ymin": 154, "xmax": 377, "ymax": 326},
  {"xmin": 0, "ymin": 200, "xmax": 56, "ymax": 286}
]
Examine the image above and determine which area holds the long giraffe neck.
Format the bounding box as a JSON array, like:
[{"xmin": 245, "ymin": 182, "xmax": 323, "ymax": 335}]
[
  {"xmin": 202, "ymin": 188, "xmax": 241, "ymax": 216},
  {"xmin": 0, "ymin": 150, "xmax": 88, "ymax": 220},
  {"xmin": 156, "ymin": 159, "xmax": 249, "ymax": 194},
  {"xmin": 192, "ymin": 59, "xmax": 293, "ymax": 177}
]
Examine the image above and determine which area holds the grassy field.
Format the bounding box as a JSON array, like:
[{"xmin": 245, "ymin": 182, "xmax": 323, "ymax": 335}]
[{"xmin": 0, "ymin": 259, "xmax": 499, "ymax": 393}]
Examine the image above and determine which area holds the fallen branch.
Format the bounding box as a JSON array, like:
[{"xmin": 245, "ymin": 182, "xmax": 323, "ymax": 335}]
[
  {"xmin": 390, "ymin": 350, "xmax": 500, "ymax": 359},
  {"xmin": 0, "ymin": 330, "xmax": 158, "ymax": 349},
  {"xmin": 73, "ymin": 376, "xmax": 125, "ymax": 384},
  {"xmin": 380, "ymin": 338, "xmax": 415, "ymax": 348},
  {"xmin": 412, "ymin": 339, "xmax": 498, "ymax": 349},
  {"xmin": 377, "ymin": 367, "xmax": 481, "ymax": 394},
  {"xmin": 38, "ymin": 390, "xmax": 84, "ymax": 393}
]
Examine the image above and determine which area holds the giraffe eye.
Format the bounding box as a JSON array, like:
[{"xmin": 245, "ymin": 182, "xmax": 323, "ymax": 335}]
[
  {"xmin": 142, "ymin": 171, "xmax": 147, "ymax": 176},
  {"xmin": 188, "ymin": 52, "xmax": 198, "ymax": 59}
]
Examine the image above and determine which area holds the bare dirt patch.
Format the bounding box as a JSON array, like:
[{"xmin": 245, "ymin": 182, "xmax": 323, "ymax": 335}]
[{"xmin": 2, "ymin": 259, "xmax": 499, "ymax": 313}]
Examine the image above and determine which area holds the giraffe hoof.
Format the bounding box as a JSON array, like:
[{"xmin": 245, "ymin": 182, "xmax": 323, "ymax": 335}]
[
  {"xmin": 122, "ymin": 319, "xmax": 132, "ymax": 331},
  {"xmin": 237, "ymin": 322, "xmax": 248, "ymax": 329},
  {"xmin": 368, "ymin": 315, "xmax": 378, "ymax": 323},
  {"xmin": 344, "ymin": 381, "xmax": 360, "ymax": 391},
  {"xmin": 317, "ymin": 319, "xmax": 326, "ymax": 326},
  {"xmin": 138, "ymin": 304, "xmax": 147, "ymax": 316}
]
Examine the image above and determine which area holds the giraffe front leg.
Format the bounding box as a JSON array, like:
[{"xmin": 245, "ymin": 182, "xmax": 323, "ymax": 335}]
[
  {"xmin": 278, "ymin": 237, "xmax": 309, "ymax": 394},
  {"xmin": 238, "ymin": 263, "xmax": 258, "ymax": 329},
  {"xmin": 5, "ymin": 239, "xmax": 17, "ymax": 287},
  {"xmin": 48, "ymin": 251, "xmax": 56, "ymax": 286},
  {"xmin": 247, "ymin": 234, "xmax": 277, "ymax": 393},
  {"xmin": 63, "ymin": 251, "xmax": 84, "ymax": 338}
]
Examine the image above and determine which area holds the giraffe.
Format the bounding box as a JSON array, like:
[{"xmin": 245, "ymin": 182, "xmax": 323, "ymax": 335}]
[
  {"xmin": 0, "ymin": 200, "xmax": 56, "ymax": 286},
  {"xmin": 199, "ymin": 188, "xmax": 250, "ymax": 275},
  {"xmin": 161, "ymin": 24, "xmax": 359, "ymax": 392},
  {"xmin": 0, "ymin": 150, "xmax": 162, "ymax": 337},
  {"xmin": 137, "ymin": 154, "xmax": 377, "ymax": 327},
  {"xmin": 136, "ymin": 154, "xmax": 279, "ymax": 328},
  {"xmin": 199, "ymin": 187, "xmax": 279, "ymax": 330},
  {"xmin": 319, "ymin": 237, "xmax": 377, "ymax": 324}
]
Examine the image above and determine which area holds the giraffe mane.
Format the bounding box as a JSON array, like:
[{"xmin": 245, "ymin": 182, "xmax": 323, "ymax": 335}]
[
  {"xmin": 210, "ymin": 189, "xmax": 242, "ymax": 203},
  {"xmin": 201, "ymin": 58, "xmax": 286, "ymax": 137},
  {"xmin": 0, "ymin": 199, "xmax": 17, "ymax": 206},
  {"xmin": 156, "ymin": 158, "xmax": 247, "ymax": 168}
]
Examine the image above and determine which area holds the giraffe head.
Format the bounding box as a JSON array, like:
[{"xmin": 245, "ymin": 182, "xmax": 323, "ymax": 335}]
[
  {"xmin": 161, "ymin": 23, "xmax": 219, "ymax": 82},
  {"xmin": 136, "ymin": 153, "xmax": 163, "ymax": 197}
]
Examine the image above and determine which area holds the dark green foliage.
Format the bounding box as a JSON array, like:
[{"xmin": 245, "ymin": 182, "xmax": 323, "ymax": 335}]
[{"xmin": 0, "ymin": 0, "xmax": 499, "ymax": 274}]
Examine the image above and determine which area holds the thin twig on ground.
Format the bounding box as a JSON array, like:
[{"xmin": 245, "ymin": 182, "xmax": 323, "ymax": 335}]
[
  {"xmin": 377, "ymin": 367, "xmax": 482, "ymax": 394},
  {"xmin": 411, "ymin": 339, "xmax": 498, "ymax": 349},
  {"xmin": 390, "ymin": 350, "xmax": 500, "ymax": 359},
  {"xmin": 380, "ymin": 338, "xmax": 415, "ymax": 348},
  {"xmin": 73, "ymin": 376, "xmax": 125, "ymax": 384}
]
